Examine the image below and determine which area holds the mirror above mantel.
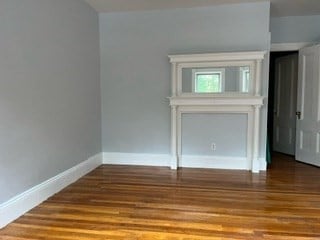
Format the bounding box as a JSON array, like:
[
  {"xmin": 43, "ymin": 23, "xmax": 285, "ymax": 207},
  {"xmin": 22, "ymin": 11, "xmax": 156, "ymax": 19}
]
[
  {"xmin": 169, "ymin": 51, "xmax": 266, "ymax": 97},
  {"xmin": 181, "ymin": 65, "xmax": 251, "ymax": 94},
  {"xmin": 168, "ymin": 51, "xmax": 266, "ymax": 173}
]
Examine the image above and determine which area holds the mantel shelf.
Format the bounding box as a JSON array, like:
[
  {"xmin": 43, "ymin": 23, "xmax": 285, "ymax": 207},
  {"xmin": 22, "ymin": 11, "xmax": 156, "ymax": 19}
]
[{"xmin": 168, "ymin": 96, "xmax": 264, "ymax": 106}]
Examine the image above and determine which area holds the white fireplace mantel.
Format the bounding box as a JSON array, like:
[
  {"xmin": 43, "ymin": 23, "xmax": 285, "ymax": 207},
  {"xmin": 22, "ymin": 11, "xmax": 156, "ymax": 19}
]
[{"xmin": 168, "ymin": 51, "xmax": 266, "ymax": 173}]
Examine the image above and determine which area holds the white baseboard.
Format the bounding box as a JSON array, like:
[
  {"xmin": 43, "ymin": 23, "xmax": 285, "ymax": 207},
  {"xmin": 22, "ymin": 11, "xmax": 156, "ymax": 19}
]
[
  {"xmin": 0, "ymin": 153, "xmax": 102, "ymax": 229},
  {"xmin": 102, "ymin": 152, "xmax": 266, "ymax": 172},
  {"xmin": 103, "ymin": 152, "xmax": 171, "ymax": 167},
  {"xmin": 259, "ymin": 157, "xmax": 267, "ymax": 171},
  {"xmin": 180, "ymin": 155, "xmax": 249, "ymax": 170}
]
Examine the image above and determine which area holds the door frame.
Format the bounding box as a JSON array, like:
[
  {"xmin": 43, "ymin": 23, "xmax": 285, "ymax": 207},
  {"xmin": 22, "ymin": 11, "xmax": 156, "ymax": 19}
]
[
  {"xmin": 268, "ymin": 50, "xmax": 299, "ymax": 155},
  {"xmin": 271, "ymin": 42, "xmax": 313, "ymax": 52},
  {"xmin": 269, "ymin": 42, "xmax": 314, "ymax": 160}
]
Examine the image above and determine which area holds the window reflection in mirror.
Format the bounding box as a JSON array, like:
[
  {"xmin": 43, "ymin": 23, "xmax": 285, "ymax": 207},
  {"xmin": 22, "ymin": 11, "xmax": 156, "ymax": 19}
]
[
  {"xmin": 181, "ymin": 66, "xmax": 251, "ymax": 94},
  {"xmin": 239, "ymin": 67, "xmax": 250, "ymax": 93},
  {"xmin": 193, "ymin": 68, "xmax": 225, "ymax": 93}
]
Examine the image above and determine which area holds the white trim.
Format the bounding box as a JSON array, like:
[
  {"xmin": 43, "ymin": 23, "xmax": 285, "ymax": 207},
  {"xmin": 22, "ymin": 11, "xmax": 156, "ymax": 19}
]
[
  {"xmin": 171, "ymin": 62, "xmax": 177, "ymax": 97},
  {"xmin": 103, "ymin": 152, "xmax": 171, "ymax": 167},
  {"xmin": 169, "ymin": 51, "xmax": 266, "ymax": 63},
  {"xmin": 101, "ymin": 152, "xmax": 268, "ymax": 171},
  {"xmin": 255, "ymin": 60, "xmax": 262, "ymax": 96},
  {"xmin": 259, "ymin": 157, "xmax": 267, "ymax": 171},
  {"xmin": 180, "ymin": 155, "xmax": 248, "ymax": 170},
  {"xmin": 252, "ymin": 105, "xmax": 261, "ymax": 173},
  {"xmin": 271, "ymin": 42, "xmax": 313, "ymax": 52},
  {"xmin": 169, "ymin": 96, "xmax": 264, "ymax": 106},
  {"xmin": 0, "ymin": 153, "xmax": 102, "ymax": 229}
]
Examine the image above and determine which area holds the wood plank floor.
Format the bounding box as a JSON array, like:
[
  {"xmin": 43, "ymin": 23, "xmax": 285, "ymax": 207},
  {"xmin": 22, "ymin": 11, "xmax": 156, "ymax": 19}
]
[{"xmin": 1, "ymin": 153, "xmax": 320, "ymax": 239}]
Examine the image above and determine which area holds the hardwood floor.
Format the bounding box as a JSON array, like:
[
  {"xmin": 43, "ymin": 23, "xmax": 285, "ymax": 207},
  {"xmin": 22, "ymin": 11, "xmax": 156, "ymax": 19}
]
[{"xmin": 1, "ymin": 153, "xmax": 320, "ymax": 239}]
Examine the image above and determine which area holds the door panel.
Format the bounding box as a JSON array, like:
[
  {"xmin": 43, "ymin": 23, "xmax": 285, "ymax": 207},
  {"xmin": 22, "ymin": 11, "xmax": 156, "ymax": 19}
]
[
  {"xmin": 296, "ymin": 45, "xmax": 320, "ymax": 167},
  {"xmin": 273, "ymin": 54, "xmax": 298, "ymax": 155}
]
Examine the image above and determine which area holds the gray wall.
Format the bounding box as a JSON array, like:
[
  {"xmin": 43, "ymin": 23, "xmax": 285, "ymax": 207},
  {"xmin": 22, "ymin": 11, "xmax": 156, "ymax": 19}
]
[
  {"xmin": 271, "ymin": 15, "xmax": 320, "ymax": 43},
  {"xmin": 100, "ymin": 3, "xmax": 270, "ymax": 159},
  {"xmin": 182, "ymin": 114, "xmax": 247, "ymax": 156},
  {"xmin": 0, "ymin": 0, "xmax": 101, "ymax": 204}
]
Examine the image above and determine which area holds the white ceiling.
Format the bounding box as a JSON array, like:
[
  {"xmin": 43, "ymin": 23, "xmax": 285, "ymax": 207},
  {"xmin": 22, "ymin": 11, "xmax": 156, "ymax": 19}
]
[{"xmin": 84, "ymin": 0, "xmax": 320, "ymax": 17}]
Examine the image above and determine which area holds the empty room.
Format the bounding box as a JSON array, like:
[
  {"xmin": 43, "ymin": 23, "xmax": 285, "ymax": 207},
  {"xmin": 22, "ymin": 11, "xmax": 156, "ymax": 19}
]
[{"xmin": 0, "ymin": 0, "xmax": 320, "ymax": 239}]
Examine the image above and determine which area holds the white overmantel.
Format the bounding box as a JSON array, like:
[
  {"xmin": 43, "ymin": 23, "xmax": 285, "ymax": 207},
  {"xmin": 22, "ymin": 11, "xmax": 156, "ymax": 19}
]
[{"xmin": 168, "ymin": 51, "xmax": 266, "ymax": 173}]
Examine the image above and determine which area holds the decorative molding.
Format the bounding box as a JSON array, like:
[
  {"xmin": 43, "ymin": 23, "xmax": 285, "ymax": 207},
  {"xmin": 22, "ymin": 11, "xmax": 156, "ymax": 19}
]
[
  {"xmin": 169, "ymin": 96, "xmax": 264, "ymax": 106},
  {"xmin": 169, "ymin": 51, "xmax": 266, "ymax": 63},
  {"xmin": 103, "ymin": 152, "xmax": 171, "ymax": 167},
  {"xmin": 271, "ymin": 42, "xmax": 313, "ymax": 52},
  {"xmin": 180, "ymin": 155, "xmax": 249, "ymax": 170},
  {"xmin": 0, "ymin": 153, "xmax": 102, "ymax": 229}
]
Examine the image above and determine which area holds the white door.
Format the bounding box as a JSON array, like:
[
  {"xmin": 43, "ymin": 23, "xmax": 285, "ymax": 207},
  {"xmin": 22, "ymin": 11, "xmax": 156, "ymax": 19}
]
[
  {"xmin": 296, "ymin": 45, "xmax": 320, "ymax": 167},
  {"xmin": 273, "ymin": 54, "xmax": 298, "ymax": 155}
]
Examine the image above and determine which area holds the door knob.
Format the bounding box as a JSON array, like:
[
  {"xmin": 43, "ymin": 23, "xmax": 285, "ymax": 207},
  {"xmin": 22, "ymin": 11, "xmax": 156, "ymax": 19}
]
[{"xmin": 296, "ymin": 111, "xmax": 301, "ymax": 119}]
